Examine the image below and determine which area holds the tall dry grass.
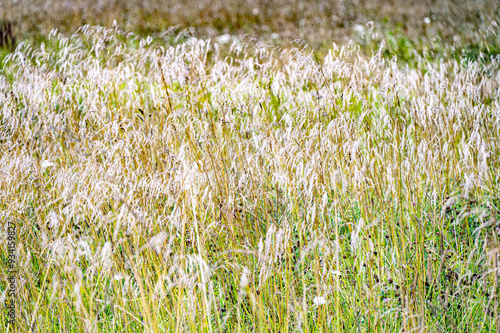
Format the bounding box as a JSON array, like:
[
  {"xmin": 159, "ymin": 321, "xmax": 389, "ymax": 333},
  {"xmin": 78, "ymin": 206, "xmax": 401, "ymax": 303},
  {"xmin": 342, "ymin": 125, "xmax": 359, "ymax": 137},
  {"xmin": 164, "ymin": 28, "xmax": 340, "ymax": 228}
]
[{"xmin": 0, "ymin": 23, "xmax": 499, "ymax": 331}]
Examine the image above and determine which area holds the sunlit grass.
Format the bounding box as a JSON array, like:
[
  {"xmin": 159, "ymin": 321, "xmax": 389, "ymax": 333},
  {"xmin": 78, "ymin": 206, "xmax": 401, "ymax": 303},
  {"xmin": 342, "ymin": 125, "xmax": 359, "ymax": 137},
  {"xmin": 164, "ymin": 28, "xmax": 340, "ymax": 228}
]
[{"xmin": 0, "ymin": 25, "xmax": 499, "ymax": 332}]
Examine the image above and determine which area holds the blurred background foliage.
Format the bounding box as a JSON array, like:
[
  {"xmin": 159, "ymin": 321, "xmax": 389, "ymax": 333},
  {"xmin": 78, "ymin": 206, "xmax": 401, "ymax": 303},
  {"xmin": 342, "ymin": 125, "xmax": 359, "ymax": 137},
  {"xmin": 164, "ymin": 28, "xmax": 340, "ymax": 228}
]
[{"xmin": 1, "ymin": 0, "xmax": 500, "ymax": 62}]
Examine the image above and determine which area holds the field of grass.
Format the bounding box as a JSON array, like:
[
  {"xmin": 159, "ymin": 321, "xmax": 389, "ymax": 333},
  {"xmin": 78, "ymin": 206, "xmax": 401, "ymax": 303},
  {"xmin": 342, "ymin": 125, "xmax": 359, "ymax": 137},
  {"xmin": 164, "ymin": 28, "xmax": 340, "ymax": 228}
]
[{"xmin": 1, "ymin": 2, "xmax": 500, "ymax": 332}]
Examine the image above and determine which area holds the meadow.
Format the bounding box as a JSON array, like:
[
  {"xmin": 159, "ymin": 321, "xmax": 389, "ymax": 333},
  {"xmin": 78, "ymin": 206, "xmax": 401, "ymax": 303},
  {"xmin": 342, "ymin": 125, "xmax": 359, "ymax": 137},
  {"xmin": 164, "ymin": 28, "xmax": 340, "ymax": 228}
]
[{"xmin": 1, "ymin": 1, "xmax": 500, "ymax": 332}]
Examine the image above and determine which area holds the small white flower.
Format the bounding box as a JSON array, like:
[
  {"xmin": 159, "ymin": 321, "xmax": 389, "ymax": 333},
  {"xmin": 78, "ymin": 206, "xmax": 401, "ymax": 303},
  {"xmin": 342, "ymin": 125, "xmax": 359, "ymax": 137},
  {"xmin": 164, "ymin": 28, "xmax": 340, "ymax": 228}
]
[
  {"xmin": 252, "ymin": 8, "xmax": 259, "ymax": 15},
  {"xmin": 424, "ymin": 17, "xmax": 431, "ymax": 24},
  {"xmin": 313, "ymin": 296, "xmax": 327, "ymax": 306},
  {"xmin": 41, "ymin": 160, "xmax": 54, "ymax": 168},
  {"xmin": 331, "ymin": 270, "xmax": 342, "ymax": 277},
  {"xmin": 113, "ymin": 273, "xmax": 125, "ymax": 280}
]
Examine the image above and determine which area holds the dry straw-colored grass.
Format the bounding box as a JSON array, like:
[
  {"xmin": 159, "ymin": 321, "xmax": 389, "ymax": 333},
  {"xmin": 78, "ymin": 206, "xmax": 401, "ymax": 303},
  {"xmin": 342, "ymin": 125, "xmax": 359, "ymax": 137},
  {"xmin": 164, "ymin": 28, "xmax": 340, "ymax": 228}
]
[
  {"xmin": 0, "ymin": 21, "xmax": 499, "ymax": 331},
  {"xmin": 1, "ymin": 0, "xmax": 499, "ymax": 49}
]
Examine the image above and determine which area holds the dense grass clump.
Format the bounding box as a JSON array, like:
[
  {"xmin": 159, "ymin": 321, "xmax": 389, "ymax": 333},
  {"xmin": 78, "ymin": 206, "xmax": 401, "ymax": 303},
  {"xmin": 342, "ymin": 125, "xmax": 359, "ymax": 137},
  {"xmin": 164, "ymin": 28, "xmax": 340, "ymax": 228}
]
[{"xmin": 0, "ymin": 25, "xmax": 499, "ymax": 331}]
